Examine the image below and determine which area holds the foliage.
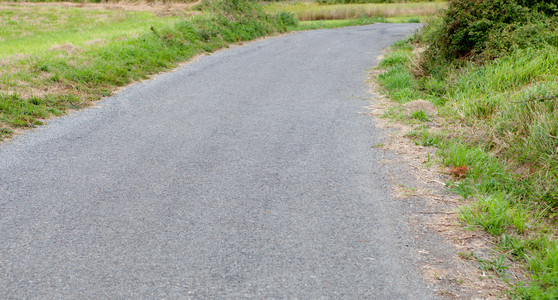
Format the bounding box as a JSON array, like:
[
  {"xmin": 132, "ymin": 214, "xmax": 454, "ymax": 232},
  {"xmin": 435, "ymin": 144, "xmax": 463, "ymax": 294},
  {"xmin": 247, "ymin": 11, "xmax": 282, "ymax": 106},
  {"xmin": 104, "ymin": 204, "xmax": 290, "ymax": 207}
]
[
  {"xmin": 426, "ymin": 0, "xmax": 531, "ymax": 60},
  {"xmin": 422, "ymin": 0, "xmax": 558, "ymax": 72},
  {"xmin": 5, "ymin": 0, "xmax": 199, "ymax": 2},
  {"xmin": 516, "ymin": 0, "xmax": 558, "ymax": 15}
]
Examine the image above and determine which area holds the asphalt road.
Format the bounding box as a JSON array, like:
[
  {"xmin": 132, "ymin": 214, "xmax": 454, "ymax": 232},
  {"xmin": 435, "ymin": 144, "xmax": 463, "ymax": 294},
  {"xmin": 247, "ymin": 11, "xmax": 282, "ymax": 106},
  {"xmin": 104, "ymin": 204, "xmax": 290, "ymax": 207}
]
[{"xmin": 0, "ymin": 24, "xmax": 433, "ymax": 298}]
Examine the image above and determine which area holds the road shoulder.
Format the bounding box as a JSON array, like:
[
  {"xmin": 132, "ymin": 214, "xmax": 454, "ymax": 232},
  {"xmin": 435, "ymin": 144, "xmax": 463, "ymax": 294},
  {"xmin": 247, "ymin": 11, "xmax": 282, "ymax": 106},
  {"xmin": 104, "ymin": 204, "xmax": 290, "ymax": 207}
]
[{"xmin": 367, "ymin": 68, "xmax": 509, "ymax": 299}]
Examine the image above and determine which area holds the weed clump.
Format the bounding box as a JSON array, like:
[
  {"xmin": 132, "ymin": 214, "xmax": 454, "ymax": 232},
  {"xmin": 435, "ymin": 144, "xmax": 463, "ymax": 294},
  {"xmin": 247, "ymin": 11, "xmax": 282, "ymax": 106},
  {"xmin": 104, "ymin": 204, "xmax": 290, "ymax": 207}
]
[{"xmin": 155, "ymin": 0, "xmax": 297, "ymax": 50}]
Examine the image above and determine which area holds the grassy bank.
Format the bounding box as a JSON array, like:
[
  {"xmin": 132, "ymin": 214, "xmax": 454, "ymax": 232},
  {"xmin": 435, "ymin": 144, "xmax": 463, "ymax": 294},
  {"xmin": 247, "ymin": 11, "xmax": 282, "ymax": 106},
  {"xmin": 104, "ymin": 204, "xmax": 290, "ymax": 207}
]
[
  {"xmin": 376, "ymin": 2, "xmax": 558, "ymax": 296},
  {"xmin": 263, "ymin": 1, "xmax": 445, "ymax": 21},
  {"xmin": 0, "ymin": 0, "xmax": 296, "ymax": 140}
]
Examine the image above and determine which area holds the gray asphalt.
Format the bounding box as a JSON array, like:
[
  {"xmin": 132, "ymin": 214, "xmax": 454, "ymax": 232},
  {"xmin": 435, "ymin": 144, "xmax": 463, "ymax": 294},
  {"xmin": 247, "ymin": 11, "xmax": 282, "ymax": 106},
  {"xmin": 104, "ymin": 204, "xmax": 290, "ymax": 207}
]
[{"xmin": 0, "ymin": 23, "xmax": 432, "ymax": 298}]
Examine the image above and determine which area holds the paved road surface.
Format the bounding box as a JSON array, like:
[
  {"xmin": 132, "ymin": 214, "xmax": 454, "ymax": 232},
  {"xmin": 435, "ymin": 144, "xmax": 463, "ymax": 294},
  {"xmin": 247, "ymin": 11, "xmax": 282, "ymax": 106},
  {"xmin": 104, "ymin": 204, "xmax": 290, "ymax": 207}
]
[{"xmin": 0, "ymin": 24, "xmax": 433, "ymax": 298}]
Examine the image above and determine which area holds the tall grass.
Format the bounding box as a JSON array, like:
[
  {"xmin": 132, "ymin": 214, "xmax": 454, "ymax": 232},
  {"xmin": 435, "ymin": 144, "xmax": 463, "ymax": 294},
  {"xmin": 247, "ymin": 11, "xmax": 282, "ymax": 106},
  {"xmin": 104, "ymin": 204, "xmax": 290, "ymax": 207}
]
[
  {"xmin": 442, "ymin": 47, "xmax": 558, "ymax": 208},
  {"xmin": 263, "ymin": 2, "xmax": 445, "ymax": 21}
]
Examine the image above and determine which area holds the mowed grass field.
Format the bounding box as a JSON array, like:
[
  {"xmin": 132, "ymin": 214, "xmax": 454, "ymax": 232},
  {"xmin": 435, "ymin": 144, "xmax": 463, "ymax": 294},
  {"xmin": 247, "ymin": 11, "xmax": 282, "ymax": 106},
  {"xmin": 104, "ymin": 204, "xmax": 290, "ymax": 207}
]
[
  {"xmin": 0, "ymin": 3, "xmax": 188, "ymax": 57},
  {"xmin": 0, "ymin": 3, "xmax": 196, "ymax": 137}
]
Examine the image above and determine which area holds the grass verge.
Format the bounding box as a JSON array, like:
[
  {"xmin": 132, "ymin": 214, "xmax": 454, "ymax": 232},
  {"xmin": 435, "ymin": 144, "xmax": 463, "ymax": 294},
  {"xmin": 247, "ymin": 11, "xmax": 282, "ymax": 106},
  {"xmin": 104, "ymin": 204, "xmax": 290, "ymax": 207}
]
[
  {"xmin": 0, "ymin": 0, "xmax": 296, "ymax": 140},
  {"xmin": 377, "ymin": 32, "xmax": 558, "ymax": 298}
]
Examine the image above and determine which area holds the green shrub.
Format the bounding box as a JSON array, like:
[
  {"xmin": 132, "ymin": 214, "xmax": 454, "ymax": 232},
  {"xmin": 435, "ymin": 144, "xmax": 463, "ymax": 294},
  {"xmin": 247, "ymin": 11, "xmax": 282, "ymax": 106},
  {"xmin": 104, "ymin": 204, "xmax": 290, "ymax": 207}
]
[
  {"xmin": 275, "ymin": 11, "xmax": 299, "ymax": 28},
  {"xmin": 427, "ymin": 0, "xmax": 531, "ymax": 60},
  {"xmin": 516, "ymin": 0, "xmax": 558, "ymax": 15},
  {"xmin": 421, "ymin": 0, "xmax": 558, "ymax": 77},
  {"xmin": 485, "ymin": 18, "xmax": 558, "ymax": 56},
  {"xmin": 201, "ymin": 0, "xmax": 265, "ymax": 18}
]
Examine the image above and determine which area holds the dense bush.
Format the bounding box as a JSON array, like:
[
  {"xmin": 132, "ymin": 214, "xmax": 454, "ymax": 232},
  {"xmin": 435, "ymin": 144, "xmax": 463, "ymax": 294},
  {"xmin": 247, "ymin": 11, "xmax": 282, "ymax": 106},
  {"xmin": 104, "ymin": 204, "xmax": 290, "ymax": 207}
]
[
  {"xmin": 422, "ymin": 0, "xmax": 558, "ymax": 74},
  {"xmin": 516, "ymin": 0, "xmax": 558, "ymax": 15},
  {"xmin": 426, "ymin": 0, "xmax": 531, "ymax": 60},
  {"xmin": 200, "ymin": 0, "xmax": 265, "ymax": 17}
]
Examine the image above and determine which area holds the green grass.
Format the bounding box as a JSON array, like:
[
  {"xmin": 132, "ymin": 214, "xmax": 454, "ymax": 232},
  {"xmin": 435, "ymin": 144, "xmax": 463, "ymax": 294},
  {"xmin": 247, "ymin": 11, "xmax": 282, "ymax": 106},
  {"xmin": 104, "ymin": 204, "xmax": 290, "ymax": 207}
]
[
  {"xmin": 410, "ymin": 109, "xmax": 431, "ymax": 121},
  {"xmin": 377, "ymin": 33, "xmax": 558, "ymax": 298},
  {"xmin": 0, "ymin": 4, "xmax": 182, "ymax": 57},
  {"xmin": 263, "ymin": 1, "xmax": 445, "ymax": 21},
  {"xmin": 378, "ymin": 65, "xmax": 417, "ymax": 102}
]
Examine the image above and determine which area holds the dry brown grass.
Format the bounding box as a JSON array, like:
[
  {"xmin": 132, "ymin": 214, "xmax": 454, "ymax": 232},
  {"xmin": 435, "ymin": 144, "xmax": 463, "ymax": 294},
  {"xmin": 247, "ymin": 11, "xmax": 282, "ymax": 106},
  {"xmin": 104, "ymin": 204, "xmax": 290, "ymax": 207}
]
[
  {"xmin": 0, "ymin": 1, "xmax": 199, "ymax": 15},
  {"xmin": 264, "ymin": 2, "xmax": 446, "ymax": 21},
  {"xmin": 302, "ymin": 5, "xmax": 442, "ymax": 20}
]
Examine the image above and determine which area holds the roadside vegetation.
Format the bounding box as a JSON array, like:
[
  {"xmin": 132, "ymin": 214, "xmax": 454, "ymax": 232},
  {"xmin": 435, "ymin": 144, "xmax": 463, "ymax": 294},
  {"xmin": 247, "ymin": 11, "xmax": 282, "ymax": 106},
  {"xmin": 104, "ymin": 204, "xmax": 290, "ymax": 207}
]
[{"xmin": 377, "ymin": 0, "xmax": 558, "ymax": 297}]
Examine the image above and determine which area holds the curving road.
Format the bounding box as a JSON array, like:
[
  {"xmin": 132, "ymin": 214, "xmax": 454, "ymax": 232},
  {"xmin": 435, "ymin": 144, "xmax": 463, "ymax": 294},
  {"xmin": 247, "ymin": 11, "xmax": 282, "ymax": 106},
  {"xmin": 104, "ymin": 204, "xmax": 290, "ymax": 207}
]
[{"xmin": 0, "ymin": 24, "xmax": 435, "ymax": 298}]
